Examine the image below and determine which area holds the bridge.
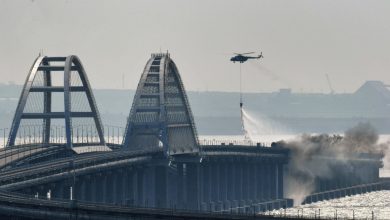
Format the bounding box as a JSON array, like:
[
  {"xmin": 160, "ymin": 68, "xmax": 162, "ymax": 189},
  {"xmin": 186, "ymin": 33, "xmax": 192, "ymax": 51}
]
[{"xmin": 0, "ymin": 53, "xmax": 384, "ymax": 219}]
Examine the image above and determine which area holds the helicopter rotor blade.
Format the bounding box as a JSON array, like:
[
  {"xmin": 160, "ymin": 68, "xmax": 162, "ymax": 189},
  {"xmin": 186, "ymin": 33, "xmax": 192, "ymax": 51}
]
[{"xmin": 240, "ymin": 52, "xmax": 255, "ymax": 55}]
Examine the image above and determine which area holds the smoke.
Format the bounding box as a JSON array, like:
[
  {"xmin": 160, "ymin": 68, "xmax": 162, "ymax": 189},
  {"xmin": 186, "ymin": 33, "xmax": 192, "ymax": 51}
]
[
  {"xmin": 274, "ymin": 122, "xmax": 388, "ymax": 206},
  {"xmin": 383, "ymin": 146, "xmax": 390, "ymax": 174}
]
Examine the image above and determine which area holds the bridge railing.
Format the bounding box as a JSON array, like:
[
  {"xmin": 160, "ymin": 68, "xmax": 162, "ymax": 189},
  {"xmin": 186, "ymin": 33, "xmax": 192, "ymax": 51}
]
[
  {"xmin": 104, "ymin": 125, "xmax": 124, "ymax": 145},
  {"xmin": 0, "ymin": 125, "xmax": 125, "ymax": 148},
  {"xmin": 2, "ymin": 126, "xmax": 275, "ymax": 150},
  {"xmin": 199, "ymin": 139, "xmax": 271, "ymax": 147},
  {"xmin": 302, "ymin": 181, "xmax": 390, "ymax": 205}
]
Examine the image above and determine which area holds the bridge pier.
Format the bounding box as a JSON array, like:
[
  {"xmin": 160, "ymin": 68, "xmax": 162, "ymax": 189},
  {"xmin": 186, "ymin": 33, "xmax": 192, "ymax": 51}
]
[
  {"xmin": 236, "ymin": 163, "xmax": 243, "ymax": 204},
  {"xmin": 270, "ymin": 162, "xmax": 277, "ymax": 199},
  {"xmin": 130, "ymin": 169, "xmax": 137, "ymax": 206},
  {"xmin": 186, "ymin": 163, "xmax": 199, "ymax": 210},
  {"xmin": 51, "ymin": 181, "xmax": 63, "ymax": 199},
  {"xmin": 103, "ymin": 172, "xmax": 110, "ymax": 203},
  {"xmin": 277, "ymin": 163, "xmax": 283, "ymax": 199},
  {"xmin": 211, "ymin": 163, "xmax": 218, "ymax": 204},
  {"xmin": 113, "ymin": 171, "xmax": 121, "ymax": 205},
  {"xmin": 96, "ymin": 173, "xmax": 104, "ymax": 203},
  {"xmin": 176, "ymin": 163, "xmax": 184, "ymax": 209},
  {"xmin": 137, "ymin": 168, "xmax": 144, "ymax": 206},
  {"xmin": 120, "ymin": 169, "xmax": 128, "ymax": 206},
  {"xmin": 242, "ymin": 162, "xmax": 249, "ymax": 203},
  {"xmin": 104, "ymin": 171, "xmax": 115, "ymax": 204},
  {"xmin": 250, "ymin": 163, "xmax": 256, "ymax": 202},
  {"xmin": 227, "ymin": 163, "xmax": 234, "ymax": 203},
  {"xmin": 221, "ymin": 163, "xmax": 228, "ymax": 204},
  {"xmin": 155, "ymin": 166, "xmax": 167, "ymax": 208},
  {"xmin": 200, "ymin": 162, "xmax": 211, "ymax": 204},
  {"xmin": 90, "ymin": 175, "xmax": 97, "ymax": 203}
]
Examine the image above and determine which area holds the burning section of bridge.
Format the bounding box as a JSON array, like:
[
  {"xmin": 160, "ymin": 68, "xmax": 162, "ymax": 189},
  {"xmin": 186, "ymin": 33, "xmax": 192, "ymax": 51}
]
[{"xmin": 272, "ymin": 122, "xmax": 386, "ymax": 205}]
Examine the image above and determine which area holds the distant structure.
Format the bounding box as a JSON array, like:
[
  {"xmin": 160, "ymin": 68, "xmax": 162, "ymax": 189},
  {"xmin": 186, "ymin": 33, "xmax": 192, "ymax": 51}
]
[
  {"xmin": 7, "ymin": 56, "xmax": 105, "ymax": 148},
  {"xmin": 123, "ymin": 53, "xmax": 198, "ymax": 155}
]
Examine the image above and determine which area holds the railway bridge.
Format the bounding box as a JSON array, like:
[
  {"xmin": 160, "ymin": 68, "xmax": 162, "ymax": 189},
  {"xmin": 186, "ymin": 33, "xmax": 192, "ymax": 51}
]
[{"xmin": 0, "ymin": 53, "xmax": 383, "ymax": 219}]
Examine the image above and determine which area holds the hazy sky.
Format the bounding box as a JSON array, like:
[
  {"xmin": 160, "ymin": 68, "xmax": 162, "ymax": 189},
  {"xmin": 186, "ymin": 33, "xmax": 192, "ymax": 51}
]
[{"xmin": 1, "ymin": 0, "xmax": 390, "ymax": 93}]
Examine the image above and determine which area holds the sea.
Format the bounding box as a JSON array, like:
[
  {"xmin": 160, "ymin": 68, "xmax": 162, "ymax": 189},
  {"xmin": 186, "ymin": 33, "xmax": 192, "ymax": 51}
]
[{"xmin": 268, "ymin": 190, "xmax": 390, "ymax": 219}]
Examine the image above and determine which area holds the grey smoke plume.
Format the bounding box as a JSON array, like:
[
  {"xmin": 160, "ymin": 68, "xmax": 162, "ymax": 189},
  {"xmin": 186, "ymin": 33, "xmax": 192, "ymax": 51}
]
[{"xmin": 274, "ymin": 122, "xmax": 387, "ymax": 205}]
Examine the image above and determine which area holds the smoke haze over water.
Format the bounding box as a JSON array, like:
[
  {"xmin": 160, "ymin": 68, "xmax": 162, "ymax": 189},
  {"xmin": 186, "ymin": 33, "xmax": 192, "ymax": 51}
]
[
  {"xmin": 240, "ymin": 108, "xmax": 389, "ymax": 205},
  {"xmin": 272, "ymin": 122, "xmax": 388, "ymax": 205}
]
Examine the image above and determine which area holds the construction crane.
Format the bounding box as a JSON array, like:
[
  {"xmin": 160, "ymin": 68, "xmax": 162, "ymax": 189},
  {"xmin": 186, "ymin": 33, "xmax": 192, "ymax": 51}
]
[{"xmin": 326, "ymin": 74, "xmax": 335, "ymax": 94}]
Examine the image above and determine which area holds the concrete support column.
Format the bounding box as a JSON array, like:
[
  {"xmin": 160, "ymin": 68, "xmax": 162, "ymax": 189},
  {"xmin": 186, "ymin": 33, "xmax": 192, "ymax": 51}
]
[
  {"xmin": 270, "ymin": 163, "xmax": 276, "ymax": 199},
  {"xmin": 233, "ymin": 162, "xmax": 241, "ymax": 202},
  {"xmin": 202, "ymin": 163, "xmax": 210, "ymax": 203},
  {"xmin": 109, "ymin": 172, "xmax": 116, "ymax": 204},
  {"xmin": 121, "ymin": 170, "xmax": 128, "ymax": 206},
  {"xmin": 249, "ymin": 163, "xmax": 256, "ymax": 202},
  {"xmin": 102, "ymin": 173, "xmax": 109, "ymax": 203},
  {"xmin": 176, "ymin": 163, "xmax": 184, "ymax": 208},
  {"xmin": 221, "ymin": 163, "xmax": 228, "ymax": 202},
  {"xmin": 126, "ymin": 169, "xmax": 134, "ymax": 206},
  {"xmin": 90, "ymin": 175, "xmax": 97, "ymax": 203},
  {"xmin": 146, "ymin": 166, "xmax": 156, "ymax": 207},
  {"xmin": 277, "ymin": 163, "xmax": 283, "ymax": 199},
  {"xmin": 131, "ymin": 169, "xmax": 138, "ymax": 206},
  {"xmin": 85, "ymin": 176, "xmax": 93, "ymax": 202},
  {"xmin": 96, "ymin": 173, "xmax": 104, "ymax": 203},
  {"xmin": 263, "ymin": 164, "xmax": 270, "ymax": 200},
  {"xmin": 256, "ymin": 164, "xmax": 262, "ymax": 201},
  {"xmin": 137, "ymin": 168, "xmax": 144, "ymax": 206},
  {"xmin": 199, "ymin": 164, "xmax": 204, "ymax": 205},
  {"xmin": 228, "ymin": 162, "xmax": 234, "ymax": 202},
  {"xmin": 242, "ymin": 163, "xmax": 248, "ymax": 202},
  {"xmin": 80, "ymin": 176, "xmax": 89, "ymax": 201},
  {"xmin": 211, "ymin": 163, "xmax": 219, "ymax": 202},
  {"xmin": 114, "ymin": 171, "xmax": 122, "ymax": 205},
  {"xmin": 155, "ymin": 166, "xmax": 167, "ymax": 208},
  {"xmin": 75, "ymin": 177, "xmax": 83, "ymax": 201},
  {"xmin": 166, "ymin": 167, "xmax": 176, "ymax": 209},
  {"xmin": 186, "ymin": 163, "xmax": 199, "ymax": 210},
  {"xmin": 79, "ymin": 176, "xmax": 87, "ymax": 201},
  {"xmin": 52, "ymin": 181, "xmax": 65, "ymax": 199}
]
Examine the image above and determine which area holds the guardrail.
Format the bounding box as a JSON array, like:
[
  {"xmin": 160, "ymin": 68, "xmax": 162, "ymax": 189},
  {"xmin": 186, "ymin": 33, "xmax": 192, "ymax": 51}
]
[
  {"xmin": 302, "ymin": 181, "xmax": 390, "ymax": 205},
  {"xmin": 0, "ymin": 125, "xmax": 125, "ymax": 148},
  {"xmin": 199, "ymin": 139, "xmax": 271, "ymax": 147}
]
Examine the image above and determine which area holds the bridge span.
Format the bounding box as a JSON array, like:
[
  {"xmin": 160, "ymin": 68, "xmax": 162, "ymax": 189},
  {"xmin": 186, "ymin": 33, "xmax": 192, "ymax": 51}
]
[{"xmin": 0, "ymin": 53, "xmax": 384, "ymax": 219}]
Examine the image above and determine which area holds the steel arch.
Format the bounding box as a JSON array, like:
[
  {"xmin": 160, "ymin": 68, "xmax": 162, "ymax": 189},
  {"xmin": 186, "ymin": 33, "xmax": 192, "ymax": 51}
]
[
  {"xmin": 123, "ymin": 53, "xmax": 199, "ymax": 156},
  {"xmin": 7, "ymin": 55, "xmax": 105, "ymax": 148}
]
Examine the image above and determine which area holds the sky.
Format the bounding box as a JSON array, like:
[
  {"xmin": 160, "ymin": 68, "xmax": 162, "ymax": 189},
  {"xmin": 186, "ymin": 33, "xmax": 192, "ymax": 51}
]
[{"xmin": 1, "ymin": 0, "xmax": 390, "ymax": 93}]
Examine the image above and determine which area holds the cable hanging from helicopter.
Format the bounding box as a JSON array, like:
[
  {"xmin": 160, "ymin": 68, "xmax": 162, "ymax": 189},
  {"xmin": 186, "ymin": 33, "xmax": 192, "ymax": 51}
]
[
  {"xmin": 230, "ymin": 51, "xmax": 263, "ymax": 140},
  {"xmin": 230, "ymin": 51, "xmax": 263, "ymax": 107}
]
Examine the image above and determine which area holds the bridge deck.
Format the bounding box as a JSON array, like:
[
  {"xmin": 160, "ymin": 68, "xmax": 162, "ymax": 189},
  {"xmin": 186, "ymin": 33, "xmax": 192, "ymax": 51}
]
[{"xmin": 0, "ymin": 190, "xmax": 297, "ymax": 220}]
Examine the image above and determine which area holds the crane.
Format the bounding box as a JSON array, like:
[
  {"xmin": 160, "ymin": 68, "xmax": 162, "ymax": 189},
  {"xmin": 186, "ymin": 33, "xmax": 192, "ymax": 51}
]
[{"xmin": 326, "ymin": 74, "xmax": 335, "ymax": 94}]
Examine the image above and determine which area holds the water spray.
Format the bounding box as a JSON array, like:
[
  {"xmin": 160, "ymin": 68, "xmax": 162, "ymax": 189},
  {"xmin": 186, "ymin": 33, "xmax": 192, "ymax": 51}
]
[{"xmin": 238, "ymin": 63, "xmax": 252, "ymax": 143}]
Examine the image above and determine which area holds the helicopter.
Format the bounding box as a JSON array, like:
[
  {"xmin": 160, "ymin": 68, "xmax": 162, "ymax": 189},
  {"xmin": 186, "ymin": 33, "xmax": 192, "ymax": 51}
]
[{"xmin": 230, "ymin": 52, "xmax": 263, "ymax": 63}]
